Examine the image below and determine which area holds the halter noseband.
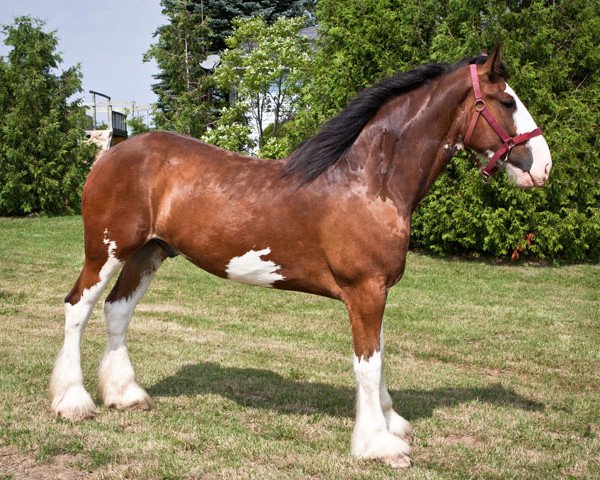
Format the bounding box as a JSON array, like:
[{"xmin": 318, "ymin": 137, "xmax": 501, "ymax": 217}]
[{"xmin": 463, "ymin": 63, "xmax": 542, "ymax": 177}]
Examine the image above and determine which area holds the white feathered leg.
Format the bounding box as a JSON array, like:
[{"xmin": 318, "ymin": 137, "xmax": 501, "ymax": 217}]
[
  {"xmin": 50, "ymin": 247, "xmax": 122, "ymax": 420},
  {"xmin": 379, "ymin": 324, "xmax": 412, "ymax": 441},
  {"xmin": 98, "ymin": 246, "xmax": 163, "ymax": 410},
  {"xmin": 352, "ymin": 351, "xmax": 412, "ymax": 468}
]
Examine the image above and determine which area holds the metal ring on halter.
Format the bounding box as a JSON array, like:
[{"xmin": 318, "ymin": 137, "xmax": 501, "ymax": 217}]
[{"xmin": 474, "ymin": 99, "xmax": 486, "ymax": 112}]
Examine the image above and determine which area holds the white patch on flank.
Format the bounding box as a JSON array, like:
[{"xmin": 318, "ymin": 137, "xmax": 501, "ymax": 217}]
[
  {"xmin": 352, "ymin": 351, "xmax": 412, "ymax": 464},
  {"xmin": 225, "ymin": 248, "xmax": 285, "ymax": 287},
  {"xmin": 504, "ymin": 84, "xmax": 552, "ymax": 185},
  {"xmin": 50, "ymin": 232, "xmax": 123, "ymax": 419},
  {"xmin": 103, "ymin": 229, "xmax": 117, "ymax": 255}
]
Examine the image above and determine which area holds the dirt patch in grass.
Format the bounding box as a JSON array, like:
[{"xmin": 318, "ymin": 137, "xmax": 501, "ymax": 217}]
[{"xmin": 0, "ymin": 446, "xmax": 87, "ymax": 480}]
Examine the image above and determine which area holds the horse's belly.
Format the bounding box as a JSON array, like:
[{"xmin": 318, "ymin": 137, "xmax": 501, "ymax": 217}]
[{"xmin": 164, "ymin": 227, "xmax": 339, "ymax": 298}]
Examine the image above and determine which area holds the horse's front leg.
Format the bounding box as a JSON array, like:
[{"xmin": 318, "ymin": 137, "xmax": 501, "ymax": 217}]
[
  {"xmin": 343, "ymin": 280, "xmax": 412, "ymax": 468},
  {"xmin": 379, "ymin": 324, "xmax": 412, "ymax": 442}
]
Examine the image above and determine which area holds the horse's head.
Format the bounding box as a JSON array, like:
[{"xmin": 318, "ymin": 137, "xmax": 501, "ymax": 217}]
[{"xmin": 462, "ymin": 48, "xmax": 552, "ymax": 188}]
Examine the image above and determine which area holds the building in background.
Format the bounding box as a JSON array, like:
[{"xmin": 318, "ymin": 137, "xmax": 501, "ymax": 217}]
[{"xmin": 83, "ymin": 91, "xmax": 151, "ymax": 151}]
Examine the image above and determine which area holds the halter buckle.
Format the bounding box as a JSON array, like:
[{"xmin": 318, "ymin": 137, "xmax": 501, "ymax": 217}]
[{"xmin": 481, "ymin": 169, "xmax": 493, "ymax": 183}]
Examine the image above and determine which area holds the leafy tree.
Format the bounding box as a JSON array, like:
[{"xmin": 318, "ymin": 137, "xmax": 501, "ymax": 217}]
[
  {"xmin": 201, "ymin": 104, "xmax": 255, "ymax": 152},
  {"xmin": 126, "ymin": 115, "xmax": 153, "ymax": 136},
  {"xmin": 205, "ymin": 16, "xmax": 310, "ymax": 154},
  {"xmin": 144, "ymin": 0, "xmax": 217, "ymax": 138},
  {"xmin": 416, "ymin": 0, "xmax": 600, "ymax": 262},
  {"xmin": 0, "ymin": 16, "xmax": 97, "ymax": 215},
  {"xmin": 288, "ymin": 0, "xmax": 600, "ymax": 261},
  {"xmin": 145, "ymin": 0, "xmax": 314, "ymax": 139}
]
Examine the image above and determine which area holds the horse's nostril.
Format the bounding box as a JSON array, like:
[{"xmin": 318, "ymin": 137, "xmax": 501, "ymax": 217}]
[{"xmin": 545, "ymin": 163, "xmax": 551, "ymax": 175}]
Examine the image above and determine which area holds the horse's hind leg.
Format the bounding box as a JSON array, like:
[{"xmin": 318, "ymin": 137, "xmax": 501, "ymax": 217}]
[
  {"xmin": 98, "ymin": 241, "xmax": 166, "ymax": 410},
  {"xmin": 51, "ymin": 246, "xmax": 122, "ymax": 420}
]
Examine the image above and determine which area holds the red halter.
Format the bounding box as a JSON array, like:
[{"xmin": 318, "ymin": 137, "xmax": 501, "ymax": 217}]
[{"xmin": 463, "ymin": 64, "xmax": 542, "ymax": 177}]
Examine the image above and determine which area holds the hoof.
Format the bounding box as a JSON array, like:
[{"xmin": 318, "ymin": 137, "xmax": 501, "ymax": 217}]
[
  {"xmin": 352, "ymin": 431, "xmax": 412, "ymax": 466},
  {"xmin": 122, "ymin": 398, "xmax": 153, "ymax": 411},
  {"xmin": 102, "ymin": 383, "xmax": 153, "ymax": 411},
  {"xmin": 107, "ymin": 397, "xmax": 153, "ymax": 411},
  {"xmin": 52, "ymin": 386, "xmax": 97, "ymax": 421},
  {"xmin": 382, "ymin": 454, "xmax": 413, "ymax": 469}
]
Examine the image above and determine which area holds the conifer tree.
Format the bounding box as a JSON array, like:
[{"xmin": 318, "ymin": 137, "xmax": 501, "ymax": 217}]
[
  {"xmin": 203, "ymin": 0, "xmax": 315, "ymax": 52},
  {"xmin": 144, "ymin": 1, "xmax": 216, "ymax": 138},
  {"xmin": 0, "ymin": 16, "xmax": 96, "ymax": 215}
]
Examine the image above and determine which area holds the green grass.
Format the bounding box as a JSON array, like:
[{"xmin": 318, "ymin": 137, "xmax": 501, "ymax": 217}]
[{"xmin": 0, "ymin": 216, "xmax": 598, "ymax": 479}]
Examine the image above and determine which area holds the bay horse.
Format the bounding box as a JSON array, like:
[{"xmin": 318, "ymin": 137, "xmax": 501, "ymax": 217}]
[{"xmin": 50, "ymin": 49, "xmax": 552, "ymax": 468}]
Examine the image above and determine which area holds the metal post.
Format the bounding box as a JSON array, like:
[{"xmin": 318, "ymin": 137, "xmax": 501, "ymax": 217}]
[
  {"xmin": 91, "ymin": 92, "xmax": 97, "ymax": 129},
  {"xmin": 89, "ymin": 90, "xmax": 111, "ymax": 129}
]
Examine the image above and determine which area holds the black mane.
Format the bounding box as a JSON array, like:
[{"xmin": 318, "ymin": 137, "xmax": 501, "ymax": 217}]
[{"xmin": 284, "ymin": 56, "xmax": 490, "ymax": 184}]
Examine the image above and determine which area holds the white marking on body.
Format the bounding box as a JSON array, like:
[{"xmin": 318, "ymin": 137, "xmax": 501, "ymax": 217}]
[
  {"xmin": 504, "ymin": 84, "xmax": 552, "ymax": 186},
  {"xmin": 352, "ymin": 351, "xmax": 412, "ymax": 465},
  {"xmin": 50, "ymin": 232, "xmax": 123, "ymax": 419},
  {"xmin": 103, "ymin": 228, "xmax": 117, "ymax": 255},
  {"xmin": 225, "ymin": 248, "xmax": 285, "ymax": 287}
]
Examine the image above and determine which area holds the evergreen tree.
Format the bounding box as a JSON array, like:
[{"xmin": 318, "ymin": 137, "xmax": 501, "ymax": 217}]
[
  {"xmin": 0, "ymin": 16, "xmax": 96, "ymax": 215},
  {"xmin": 202, "ymin": 0, "xmax": 315, "ymax": 52},
  {"xmin": 144, "ymin": 0, "xmax": 216, "ymax": 138}
]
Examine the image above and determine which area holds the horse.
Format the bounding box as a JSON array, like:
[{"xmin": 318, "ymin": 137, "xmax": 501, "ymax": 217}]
[{"xmin": 50, "ymin": 48, "xmax": 552, "ymax": 468}]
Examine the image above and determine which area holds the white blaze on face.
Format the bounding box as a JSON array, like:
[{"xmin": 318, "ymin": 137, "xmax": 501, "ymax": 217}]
[
  {"xmin": 504, "ymin": 84, "xmax": 552, "ymax": 186},
  {"xmin": 225, "ymin": 248, "xmax": 285, "ymax": 287}
]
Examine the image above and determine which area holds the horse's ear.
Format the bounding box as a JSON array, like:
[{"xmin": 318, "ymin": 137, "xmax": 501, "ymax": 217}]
[{"xmin": 484, "ymin": 45, "xmax": 504, "ymax": 82}]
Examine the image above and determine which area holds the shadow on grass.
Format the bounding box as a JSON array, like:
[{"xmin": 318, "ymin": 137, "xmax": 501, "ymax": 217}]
[{"xmin": 148, "ymin": 362, "xmax": 544, "ymax": 420}]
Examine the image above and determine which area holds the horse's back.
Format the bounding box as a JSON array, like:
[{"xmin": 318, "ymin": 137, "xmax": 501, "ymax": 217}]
[{"xmin": 80, "ymin": 131, "xmax": 289, "ymax": 264}]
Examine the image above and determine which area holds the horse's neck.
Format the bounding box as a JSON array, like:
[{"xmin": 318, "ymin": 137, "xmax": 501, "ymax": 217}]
[{"xmin": 346, "ymin": 72, "xmax": 469, "ymax": 215}]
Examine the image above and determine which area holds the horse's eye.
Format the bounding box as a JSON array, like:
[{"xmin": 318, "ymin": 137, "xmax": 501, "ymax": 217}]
[{"xmin": 502, "ymin": 98, "xmax": 517, "ymax": 110}]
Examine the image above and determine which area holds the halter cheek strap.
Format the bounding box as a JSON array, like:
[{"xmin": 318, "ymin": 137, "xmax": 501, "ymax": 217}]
[{"xmin": 463, "ymin": 64, "xmax": 542, "ymax": 177}]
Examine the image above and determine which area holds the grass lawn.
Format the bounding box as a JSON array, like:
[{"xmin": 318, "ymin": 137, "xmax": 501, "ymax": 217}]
[{"xmin": 0, "ymin": 215, "xmax": 598, "ymax": 479}]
